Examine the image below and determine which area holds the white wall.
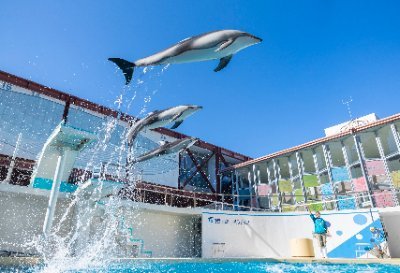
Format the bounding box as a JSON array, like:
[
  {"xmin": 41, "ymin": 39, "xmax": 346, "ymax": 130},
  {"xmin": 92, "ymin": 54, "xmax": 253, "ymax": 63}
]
[
  {"xmin": 115, "ymin": 204, "xmax": 201, "ymax": 258},
  {"xmin": 0, "ymin": 184, "xmax": 75, "ymax": 255},
  {"xmin": 378, "ymin": 207, "xmax": 400, "ymax": 258},
  {"xmin": 202, "ymin": 209, "xmax": 384, "ymax": 259},
  {"xmin": 0, "ymin": 183, "xmax": 203, "ymax": 259}
]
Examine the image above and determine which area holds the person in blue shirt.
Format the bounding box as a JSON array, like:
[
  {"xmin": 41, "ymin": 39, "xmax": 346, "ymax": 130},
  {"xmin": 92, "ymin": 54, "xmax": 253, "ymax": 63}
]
[{"xmin": 306, "ymin": 206, "xmax": 329, "ymax": 258}]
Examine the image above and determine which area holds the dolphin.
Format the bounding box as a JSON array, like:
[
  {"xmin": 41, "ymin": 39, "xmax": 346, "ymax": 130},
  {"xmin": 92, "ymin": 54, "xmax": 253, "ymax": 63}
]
[
  {"xmin": 129, "ymin": 137, "xmax": 198, "ymax": 164},
  {"xmin": 126, "ymin": 105, "xmax": 202, "ymax": 145},
  {"xmin": 109, "ymin": 29, "xmax": 262, "ymax": 84}
]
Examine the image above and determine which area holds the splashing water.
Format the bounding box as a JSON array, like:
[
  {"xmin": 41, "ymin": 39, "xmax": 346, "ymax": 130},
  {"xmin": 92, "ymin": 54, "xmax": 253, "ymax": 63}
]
[{"xmin": 23, "ymin": 65, "xmax": 171, "ymax": 273}]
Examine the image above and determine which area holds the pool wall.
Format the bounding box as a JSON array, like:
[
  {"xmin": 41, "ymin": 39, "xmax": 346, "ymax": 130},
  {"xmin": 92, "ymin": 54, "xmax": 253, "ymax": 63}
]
[
  {"xmin": 0, "ymin": 186, "xmax": 202, "ymax": 258},
  {"xmin": 0, "ymin": 183, "xmax": 75, "ymax": 255},
  {"xmin": 202, "ymin": 209, "xmax": 385, "ymax": 259}
]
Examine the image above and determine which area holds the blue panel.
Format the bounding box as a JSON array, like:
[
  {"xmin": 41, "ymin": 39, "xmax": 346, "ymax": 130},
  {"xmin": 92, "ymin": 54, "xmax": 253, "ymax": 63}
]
[
  {"xmin": 337, "ymin": 195, "xmax": 356, "ymax": 210},
  {"xmin": 321, "ymin": 183, "xmax": 333, "ymax": 195},
  {"xmin": 33, "ymin": 178, "xmax": 77, "ymax": 192},
  {"xmin": 331, "ymin": 167, "xmax": 350, "ymax": 182}
]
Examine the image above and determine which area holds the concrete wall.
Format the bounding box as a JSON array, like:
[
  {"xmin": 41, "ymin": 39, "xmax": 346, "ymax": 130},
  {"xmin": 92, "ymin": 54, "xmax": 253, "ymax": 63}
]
[
  {"xmin": 378, "ymin": 207, "xmax": 400, "ymax": 258},
  {"xmin": 0, "ymin": 184, "xmax": 202, "ymax": 258},
  {"xmin": 0, "ymin": 184, "xmax": 75, "ymax": 255},
  {"xmin": 114, "ymin": 203, "xmax": 201, "ymax": 258}
]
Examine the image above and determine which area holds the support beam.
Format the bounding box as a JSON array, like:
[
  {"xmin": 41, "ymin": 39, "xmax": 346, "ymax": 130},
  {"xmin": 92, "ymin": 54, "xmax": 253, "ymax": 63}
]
[
  {"xmin": 340, "ymin": 140, "xmax": 358, "ymax": 208},
  {"xmin": 178, "ymin": 153, "xmax": 182, "ymax": 189},
  {"xmin": 312, "ymin": 148, "xmax": 327, "ymax": 210},
  {"xmin": 43, "ymin": 150, "xmax": 68, "ymax": 236},
  {"xmin": 296, "ymin": 152, "xmax": 308, "ymax": 204},
  {"xmin": 265, "ymin": 161, "xmax": 273, "ymax": 209},
  {"xmin": 390, "ymin": 124, "xmax": 400, "ymax": 153},
  {"xmin": 247, "ymin": 171, "xmax": 253, "ymax": 210},
  {"xmin": 2, "ymin": 133, "xmax": 22, "ymax": 183},
  {"xmin": 272, "ymin": 159, "xmax": 283, "ymax": 212},
  {"xmin": 215, "ymin": 148, "xmax": 221, "ymax": 194},
  {"xmin": 180, "ymin": 150, "xmax": 214, "ymax": 190},
  {"xmin": 322, "ymin": 144, "xmax": 338, "ymax": 210},
  {"xmin": 375, "ymin": 132, "xmax": 399, "ymax": 206},
  {"xmin": 352, "ymin": 133, "xmax": 376, "ymax": 208},
  {"xmin": 287, "ymin": 157, "xmax": 297, "ymax": 206},
  {"xmin": 184, "ymin": 150, "xmax": 215, "ymax": 193}
]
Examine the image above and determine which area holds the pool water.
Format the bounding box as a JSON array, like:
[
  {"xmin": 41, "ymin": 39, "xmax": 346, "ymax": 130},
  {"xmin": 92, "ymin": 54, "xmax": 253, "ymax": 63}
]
[{"xmin": 1, "ymin": 260, "xmax": 399, "ymax": 273}]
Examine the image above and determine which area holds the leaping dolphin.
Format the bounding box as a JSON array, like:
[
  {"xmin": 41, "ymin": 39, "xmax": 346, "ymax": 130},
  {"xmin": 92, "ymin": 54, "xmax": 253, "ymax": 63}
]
[
  {"xmin": 126, "ymin": 105, "xmax": 202, "ymax": 145},
  {"xmin": 109, "ymin": 29, "xmax": 262, "ymax": 84},
  {"xmin": 129, "ymin": 137, "xmax": 198, "ymax": 164}
]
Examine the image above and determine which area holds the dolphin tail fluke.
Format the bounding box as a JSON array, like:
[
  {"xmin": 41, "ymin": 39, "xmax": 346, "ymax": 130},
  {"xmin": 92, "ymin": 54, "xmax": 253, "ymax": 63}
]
[{"xmin": 108, "ymin": 58, "xmax": 135, "ymax": 85}]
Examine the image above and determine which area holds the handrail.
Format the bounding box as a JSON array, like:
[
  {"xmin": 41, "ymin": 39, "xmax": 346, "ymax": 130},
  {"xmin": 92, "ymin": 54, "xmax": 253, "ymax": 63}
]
[{"xmin": 129, "ymin": 182, "xmax": 400, "ymax": 212}]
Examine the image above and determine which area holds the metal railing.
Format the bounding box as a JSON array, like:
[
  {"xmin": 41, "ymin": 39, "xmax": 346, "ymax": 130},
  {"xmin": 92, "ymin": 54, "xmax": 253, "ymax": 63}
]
[{"xmin": 127, "ymin": 183, "xmax": 400, "ymax": 212}]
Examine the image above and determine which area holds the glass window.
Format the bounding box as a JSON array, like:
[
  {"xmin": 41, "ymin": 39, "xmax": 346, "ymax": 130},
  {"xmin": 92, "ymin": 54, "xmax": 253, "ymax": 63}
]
[{"xmin": 377, "ymin": 125, "xmax": 398, "ymax": 156}]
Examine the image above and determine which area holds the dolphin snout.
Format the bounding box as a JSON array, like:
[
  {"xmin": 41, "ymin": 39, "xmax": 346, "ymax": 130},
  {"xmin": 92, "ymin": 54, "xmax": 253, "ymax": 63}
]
[
  {"xmin": 254, "ymin": 36, "xmax": 262, "ymax": 43},
  {"xmin": 189, "ymin": 105, "xmax": 203, "ymax": 110}
]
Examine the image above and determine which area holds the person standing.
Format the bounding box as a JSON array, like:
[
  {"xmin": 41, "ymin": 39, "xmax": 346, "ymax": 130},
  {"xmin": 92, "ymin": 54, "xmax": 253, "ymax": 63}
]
[{"xmin": 306, "ymin": 206, "xmax": 329, "ymax": 258}]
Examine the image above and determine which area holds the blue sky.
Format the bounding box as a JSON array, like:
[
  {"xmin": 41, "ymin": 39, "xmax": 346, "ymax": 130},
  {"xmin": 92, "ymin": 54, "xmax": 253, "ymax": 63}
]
[{"xmin": 1, "ymin": 1, "xmax": 400, "ymax": 158}]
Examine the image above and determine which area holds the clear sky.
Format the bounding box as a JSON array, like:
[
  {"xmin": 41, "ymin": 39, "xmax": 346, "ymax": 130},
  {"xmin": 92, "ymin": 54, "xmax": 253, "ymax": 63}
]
[{"xmin": 1, "ymin": 1, "xmax": 400, "ymax": 158}]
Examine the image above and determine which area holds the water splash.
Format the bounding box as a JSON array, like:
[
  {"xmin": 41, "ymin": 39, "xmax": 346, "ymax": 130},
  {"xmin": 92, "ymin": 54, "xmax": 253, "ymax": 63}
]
[{"xmin": 24, "ymin": 65, "xmax": 171, "ymax": 272}]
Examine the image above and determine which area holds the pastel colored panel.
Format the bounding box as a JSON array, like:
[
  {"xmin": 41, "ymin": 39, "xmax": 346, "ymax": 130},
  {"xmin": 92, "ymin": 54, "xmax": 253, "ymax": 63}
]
[
  {"xmin": 374, "ymin": 191, "xmax": 395, "ymax": 207},
  {"xmin": 278, "ymin": 180, "xmax": 292, "ymax": 192},
  {"xmin": 391, "ymin": 171, "xmax": 400, "ymax": 188},
  {"xmin": 365, "ymin": 160, "xmax": 386, "ymax": 176},
  {"xmin": 294, "ymin": 188, "xmax": 304, "ymax": 202},
  {"xmin": 331, "ymin": 167, "xmax": 350, "ymax": 182},
  {"xmin": 353, "ymin": 177, "xmax": 368, "ymax": 192},
  {"xmin": 257, "ymin": 184, "xmax": 271, "ymax": 196},
  {"xmin": 337, "ymin": 195, "xmax": 356, "ymax": 210},
  {"xmin": 303, "ymin": 175, "xmax": 318, "ymax": 187},
  {"xmin": 321, "ymin": 183, "xmax": 333, "ymax": 194}
]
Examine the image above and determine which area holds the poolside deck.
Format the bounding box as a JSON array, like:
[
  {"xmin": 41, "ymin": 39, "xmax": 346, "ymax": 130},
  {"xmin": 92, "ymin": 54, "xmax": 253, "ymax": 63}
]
[{"xmin": 1, "ymin": 256, "xmax": 400, "ymax": 266}]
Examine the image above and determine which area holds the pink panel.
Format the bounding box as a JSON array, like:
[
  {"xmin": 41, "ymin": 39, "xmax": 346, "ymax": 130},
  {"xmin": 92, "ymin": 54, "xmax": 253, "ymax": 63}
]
[
  {"xmin": 383, "ymin": 191, "xmax": 395, "ymax": 207},
  {"xmin": 353, "ymin": 177, "xmax": 368, "ymax": 192},
  {"xmin": 257, "ymin": 184, "xmax": 271, "ymax": 196},
  {"xmin": 365, "ymin": 160, "xmax": 386, "ymax": 176},
  {"xmin": 373, "ymin": 191, "xmax": 395, "ymax": 207}
]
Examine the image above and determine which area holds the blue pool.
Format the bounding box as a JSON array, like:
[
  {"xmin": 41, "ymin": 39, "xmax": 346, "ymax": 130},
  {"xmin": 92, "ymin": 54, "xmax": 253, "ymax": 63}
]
[{"xmin": 1, "ymin": 260, "xmax": 399, "ymax": 273}]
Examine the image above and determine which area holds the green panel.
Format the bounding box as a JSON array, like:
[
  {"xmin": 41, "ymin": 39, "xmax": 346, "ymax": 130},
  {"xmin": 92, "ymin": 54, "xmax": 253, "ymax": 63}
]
[
  {"xmin": 307, "ymin": 202, "xmax": 324, "ymax": 212},
  {"xmin": 282, "ymin": 205, "xmax": 295, "ymax": 212},
  {"xmin": 303, "ymin": 175, "xmax": 319, "ymax": 187},
  {"xmin": 278, "ymin": 180, "xmax": 292, "ymax": 192},
  {"xmin": 271, "ymin": 195, "xmax": 279, "ymax": 206},
  {"xmin": 294, "ymin": 188, "xmax": 305, "ymax": 202},
  {"xmin": 391, "ymin": 171, "xmax": 400, "ymax": 188}
]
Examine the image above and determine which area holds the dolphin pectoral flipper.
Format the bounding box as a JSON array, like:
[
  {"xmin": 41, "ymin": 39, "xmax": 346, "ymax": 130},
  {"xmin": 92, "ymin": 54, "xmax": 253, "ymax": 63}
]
[
  {"xmin": 108, "ymin": 58, "xmax": 135, "ymax": 85},
  {"xmin": 170, "ymin": 120, "xmax": 183, "ymax": 129},
  {"xmin": 214, "ymin": 55, "xmax": 233, "ymax": 72},
  {"xmin": 215, "ymin": 39, "xmax": 234, "ymax": 52}
]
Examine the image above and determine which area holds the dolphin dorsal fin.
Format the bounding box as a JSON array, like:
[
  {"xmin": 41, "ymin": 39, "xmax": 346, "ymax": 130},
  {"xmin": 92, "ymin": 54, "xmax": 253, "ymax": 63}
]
[
  {"xmin": 215, "ymin": 39, "xmax": 234, "ymax": 52},
  {"xmin": 178, "ymin": 36, "xmax": 192, "ymax": 44},
  {"xmin": 214, "ymin": 55, "xmax": 233, "ymax": 72},
  {"xmin": 171, "ymin": 120, "xmax": 183, "ymax": 129}
]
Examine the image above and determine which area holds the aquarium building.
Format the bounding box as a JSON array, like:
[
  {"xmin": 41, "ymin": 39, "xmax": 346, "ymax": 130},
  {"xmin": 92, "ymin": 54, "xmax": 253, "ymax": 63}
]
[{"xmin": 223, "ymin": 113, "xmax": 400, "ymax": 212}]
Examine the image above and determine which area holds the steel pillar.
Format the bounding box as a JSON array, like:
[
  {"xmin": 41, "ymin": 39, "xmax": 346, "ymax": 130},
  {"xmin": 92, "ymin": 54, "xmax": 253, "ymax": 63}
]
[
  {"xmin": 375, "ymin": 132, "xmax": 399, "ymax": 206},
  {"xmin": 43, "ymin": 150, "xmax": 68, "ymax": 236},
  {"xmin": 352, "ymin": 133, "xmax": 376, "ymax": 208},
  {"xmin": 340, "ymin": 140, "xmax": 358, "ymax": 208},
  {"xmin": 322, "ymin": 144, "xmax": 338, "ymax": 210}
]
